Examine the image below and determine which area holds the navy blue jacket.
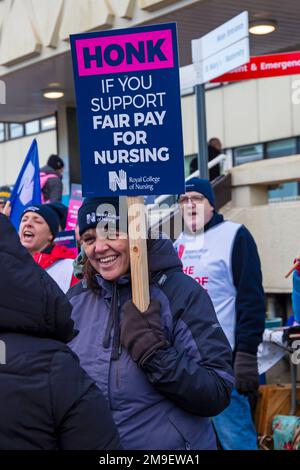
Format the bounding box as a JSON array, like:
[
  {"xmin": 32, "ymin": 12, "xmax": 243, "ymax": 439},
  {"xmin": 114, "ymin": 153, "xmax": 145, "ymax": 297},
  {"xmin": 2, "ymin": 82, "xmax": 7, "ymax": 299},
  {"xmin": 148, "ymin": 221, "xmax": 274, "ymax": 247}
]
[
  {"xmin": 205, "ymin": 213, "xmax": 265, "ymax": 356},
  {"xmin": 0, "ymin": 214, "xmax": 121, "ymax": 450},
  {"xmin": 68, "ymin": 237, "xmax": 234, "ymax": 450}
]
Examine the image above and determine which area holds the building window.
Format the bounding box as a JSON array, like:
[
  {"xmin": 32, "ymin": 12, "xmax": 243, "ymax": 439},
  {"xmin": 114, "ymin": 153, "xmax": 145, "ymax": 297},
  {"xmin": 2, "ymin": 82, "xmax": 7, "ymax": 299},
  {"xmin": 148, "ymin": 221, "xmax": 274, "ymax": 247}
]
[
  {"xmin": 0, "ymin": 115, "xmax": 57, "ymax": 144},
  {"xmin": 268, "ymin": 182, "xmax": 299, "ymax": 201},
  {"xmin": 234, "ymin": 144, "xmax": 263, "ymax": 166},
  {"xmin": 266, "ymin": 138, "xmax": 297, "ymax": 158},
  {"xmin": 266, "ymin": 138, "xmax": 299, "ymax": 200},
  {"xmin": 0, "ymin": 123, "xmax": 5, "ymax": 142},
  {"xmin": 185, "ymin": 155, "xmax": 197, "ymax": 177},
  {"xmin": 25, "ymin": 120, "xmax": 39, "ymax": 135},
  {"xmin": 9, "ymin": 122, "xmax": 24, "ymax": 139},
  {"xmin": 41, "ymin": 115, "xmax": 56, "ymax": 131}
]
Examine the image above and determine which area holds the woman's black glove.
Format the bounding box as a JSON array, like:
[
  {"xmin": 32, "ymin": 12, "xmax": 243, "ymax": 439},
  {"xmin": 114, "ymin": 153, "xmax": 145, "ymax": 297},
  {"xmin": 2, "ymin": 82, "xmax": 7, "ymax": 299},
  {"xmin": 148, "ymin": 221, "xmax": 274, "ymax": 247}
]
[
  {"xmin": 283, "ymin": 325, "xmax": 300, "ymax": 347},
  {"xmin": 234, "ymin": 351, "xmax": 259, "ymax": 395},
  {"xmin": 120, "ymin": 299, "xmax": 168, "ymax": 367}
]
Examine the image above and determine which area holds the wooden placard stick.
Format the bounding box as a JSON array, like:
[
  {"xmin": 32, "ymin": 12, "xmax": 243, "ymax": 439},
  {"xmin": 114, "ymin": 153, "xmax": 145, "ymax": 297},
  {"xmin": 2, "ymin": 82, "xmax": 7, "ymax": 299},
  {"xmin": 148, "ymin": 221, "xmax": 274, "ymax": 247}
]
[
  {"xmin": 127, "ymin": 196, "xmax": 150, "ymax": 313},
  {"xmin": 3, "ymin": 201, "xmax": 10, "ymax": 217}
]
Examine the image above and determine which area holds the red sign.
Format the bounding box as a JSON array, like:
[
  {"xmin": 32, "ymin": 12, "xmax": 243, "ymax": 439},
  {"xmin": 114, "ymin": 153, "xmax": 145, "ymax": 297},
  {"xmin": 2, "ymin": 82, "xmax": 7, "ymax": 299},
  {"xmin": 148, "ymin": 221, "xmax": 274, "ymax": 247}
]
[{"xmin": 212, "ymin": 51, "xmax": 300, "ymax": 82}]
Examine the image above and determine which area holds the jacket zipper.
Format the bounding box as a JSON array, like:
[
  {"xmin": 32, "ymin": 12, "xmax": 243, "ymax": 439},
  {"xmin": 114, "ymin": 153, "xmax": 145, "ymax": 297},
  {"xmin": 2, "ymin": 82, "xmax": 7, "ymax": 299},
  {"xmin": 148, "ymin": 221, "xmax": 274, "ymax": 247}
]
[
  {"xmin": 115, "ymin": 291, "xmax": 121, "ymax": 389},
  {"xmin": 116, "ymin": 363, "xmax": 120, "ymax": 389}
]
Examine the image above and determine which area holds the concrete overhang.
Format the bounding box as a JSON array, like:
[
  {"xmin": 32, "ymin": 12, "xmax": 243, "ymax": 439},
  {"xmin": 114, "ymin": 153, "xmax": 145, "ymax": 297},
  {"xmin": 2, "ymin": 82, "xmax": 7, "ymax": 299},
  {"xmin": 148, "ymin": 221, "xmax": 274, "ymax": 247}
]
[
  {"xmin": 231, "ymin": 154, "xmax": 300, "ymax": 187},
  {"xmin": 2, "ymin": 0, "xmax": 300, "ymax": 122}
]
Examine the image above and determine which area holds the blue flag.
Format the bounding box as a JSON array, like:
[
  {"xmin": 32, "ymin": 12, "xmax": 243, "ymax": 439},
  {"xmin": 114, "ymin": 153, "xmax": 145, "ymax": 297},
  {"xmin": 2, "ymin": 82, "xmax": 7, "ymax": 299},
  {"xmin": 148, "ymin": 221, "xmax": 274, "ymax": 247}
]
[{"xmin": 10, "ymin": 139, "xmax": 41, "ymax": 230}]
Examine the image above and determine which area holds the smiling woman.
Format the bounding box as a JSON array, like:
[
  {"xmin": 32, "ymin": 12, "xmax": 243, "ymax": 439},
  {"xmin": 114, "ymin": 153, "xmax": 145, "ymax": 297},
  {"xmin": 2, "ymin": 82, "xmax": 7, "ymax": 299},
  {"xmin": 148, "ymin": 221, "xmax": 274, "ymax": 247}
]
[
  {"xmin": 81, "ymin": 227, "xmax": 130, "ymax": 283},
  {"xmin": 67, "ymin": 196, "xmax": 234, "ymax": 451}
]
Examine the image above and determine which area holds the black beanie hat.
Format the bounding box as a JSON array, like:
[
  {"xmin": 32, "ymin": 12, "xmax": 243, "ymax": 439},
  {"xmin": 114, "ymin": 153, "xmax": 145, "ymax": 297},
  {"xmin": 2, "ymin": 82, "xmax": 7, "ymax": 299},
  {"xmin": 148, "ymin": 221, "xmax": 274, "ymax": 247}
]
[
  {"xmin": 47, "ymin": 202, "xmax": 68, "ymax": 230},
  {"xmin": 78, "ymin": 197, "xmax": 128, "ymax": 236},
  {"xmin": 22, "ymin": 204, "xmax": 60, "ymax": 238},
  {"xmin": 47, "ymin": 154, "xmax": 64, "ymax": 170}
]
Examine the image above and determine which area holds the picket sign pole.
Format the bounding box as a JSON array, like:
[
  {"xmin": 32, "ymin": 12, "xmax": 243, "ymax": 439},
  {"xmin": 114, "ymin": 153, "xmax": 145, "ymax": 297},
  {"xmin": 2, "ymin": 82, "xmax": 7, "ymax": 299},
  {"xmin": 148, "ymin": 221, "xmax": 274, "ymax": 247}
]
[
  {"xmin": 3, "ymin": 201, "xmax": 10, "ymax": 216},
  {"xmin": 127, "ymin": 196, "xmax": 150, "ymax": 313}
]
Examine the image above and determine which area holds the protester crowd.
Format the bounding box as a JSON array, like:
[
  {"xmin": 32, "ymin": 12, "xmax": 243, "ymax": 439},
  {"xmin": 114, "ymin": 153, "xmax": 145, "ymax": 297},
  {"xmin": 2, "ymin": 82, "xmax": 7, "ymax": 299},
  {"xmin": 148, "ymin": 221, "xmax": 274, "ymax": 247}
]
[{"xmin": 4, "ymin": 150, "xmax": 300, "ymax": 451}]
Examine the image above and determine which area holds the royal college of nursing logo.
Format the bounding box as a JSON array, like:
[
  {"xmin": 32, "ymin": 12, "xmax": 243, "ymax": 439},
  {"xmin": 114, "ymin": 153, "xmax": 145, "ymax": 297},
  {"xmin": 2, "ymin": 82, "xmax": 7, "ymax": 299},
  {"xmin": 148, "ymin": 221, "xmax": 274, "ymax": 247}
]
[{"xmin": 109, "ymin": 169, "xmax": 127, "ymax": 192}]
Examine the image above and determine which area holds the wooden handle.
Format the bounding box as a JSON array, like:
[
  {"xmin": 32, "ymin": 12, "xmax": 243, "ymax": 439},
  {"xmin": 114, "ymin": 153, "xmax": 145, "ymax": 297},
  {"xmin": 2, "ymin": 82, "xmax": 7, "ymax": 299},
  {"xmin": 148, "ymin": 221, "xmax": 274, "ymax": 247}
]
[
  {"xmin": 285, "ymin": 260, "xmax": 300, "ymax": 279},
  {"xmin": 127, "ymin": 196, "xmax": 150, "ymax": 312},
  {"xmin": 3, "ymin": 201, "xmax": 10, "ymax": 216}
]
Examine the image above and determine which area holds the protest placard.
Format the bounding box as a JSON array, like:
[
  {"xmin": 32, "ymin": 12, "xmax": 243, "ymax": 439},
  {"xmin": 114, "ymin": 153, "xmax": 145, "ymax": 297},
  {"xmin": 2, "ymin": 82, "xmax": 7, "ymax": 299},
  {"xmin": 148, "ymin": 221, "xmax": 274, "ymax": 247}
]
[
  {"xmin": 70, "ymin": 23, "xmax": 185, "ymax": 310},
  {"xmin": 65, "ymin": 184, "xmax": 83, "ymax": 231}
]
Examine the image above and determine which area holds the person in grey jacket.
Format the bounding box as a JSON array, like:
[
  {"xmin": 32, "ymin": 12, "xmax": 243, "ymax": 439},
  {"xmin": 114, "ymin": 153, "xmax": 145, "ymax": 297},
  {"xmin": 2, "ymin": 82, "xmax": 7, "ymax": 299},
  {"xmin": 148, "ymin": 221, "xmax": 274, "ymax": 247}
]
[{"xmin": 67, "ymin": 196, "xmax": 234, "ymax": 450}]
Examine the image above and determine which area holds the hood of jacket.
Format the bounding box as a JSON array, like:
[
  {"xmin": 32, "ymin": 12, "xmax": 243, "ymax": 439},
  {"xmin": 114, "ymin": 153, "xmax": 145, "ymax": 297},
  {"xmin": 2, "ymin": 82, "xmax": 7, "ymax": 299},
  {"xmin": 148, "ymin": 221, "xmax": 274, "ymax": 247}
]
[
  {"xmin": 147, "ymin": 236, "xmax": 182, "ymax": 277},
  {"xmin": 204, "ymin": 212, "xmax": 224, "ymax": 232},
  {"xmin": 34, "ymin": 244, "xmax": 76, "ymax": 270},
  {"xmin": 0, "ymin": 214, "xmax": 75, "ymax": 342},
  {"xmin": 40, "ymin": 165, "xmax": 59, "ymax": 176}
]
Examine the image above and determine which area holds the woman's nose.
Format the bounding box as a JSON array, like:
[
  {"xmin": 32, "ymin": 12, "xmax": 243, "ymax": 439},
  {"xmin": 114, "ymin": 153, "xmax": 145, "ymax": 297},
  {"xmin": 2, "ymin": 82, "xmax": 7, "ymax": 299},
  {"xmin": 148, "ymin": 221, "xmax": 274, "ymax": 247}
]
[{"xmin": 94, "ymin": 238, "xmax": 110, "ymax": 253}]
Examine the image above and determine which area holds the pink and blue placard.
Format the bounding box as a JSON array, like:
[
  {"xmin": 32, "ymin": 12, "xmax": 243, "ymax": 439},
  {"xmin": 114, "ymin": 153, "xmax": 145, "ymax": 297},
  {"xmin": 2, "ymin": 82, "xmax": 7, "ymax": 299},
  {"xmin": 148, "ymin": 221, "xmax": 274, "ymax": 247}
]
[{"xmin": 70, "ymin": 23, "xmax": 185, "ymax": 197}]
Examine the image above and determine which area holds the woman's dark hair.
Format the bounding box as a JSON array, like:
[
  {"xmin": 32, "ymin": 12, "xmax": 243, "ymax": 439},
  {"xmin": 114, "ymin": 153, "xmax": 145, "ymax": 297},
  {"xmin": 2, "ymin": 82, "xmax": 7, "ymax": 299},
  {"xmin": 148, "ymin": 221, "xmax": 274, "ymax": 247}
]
[{"xmin": 83, "ymin": 257, "xmax": 101, "ymax": 294}]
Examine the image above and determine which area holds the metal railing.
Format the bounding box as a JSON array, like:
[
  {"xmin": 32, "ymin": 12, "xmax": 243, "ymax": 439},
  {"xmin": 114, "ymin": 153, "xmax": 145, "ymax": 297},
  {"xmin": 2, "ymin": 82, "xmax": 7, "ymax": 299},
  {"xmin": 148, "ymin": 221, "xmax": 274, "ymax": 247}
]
[
  {"xmin": 149, "ymin": 152, "xmax": 229, "ymax": 208},
  {"xmin": 147, "ymin": 153, "xmax": 232, "ymax": 236}
]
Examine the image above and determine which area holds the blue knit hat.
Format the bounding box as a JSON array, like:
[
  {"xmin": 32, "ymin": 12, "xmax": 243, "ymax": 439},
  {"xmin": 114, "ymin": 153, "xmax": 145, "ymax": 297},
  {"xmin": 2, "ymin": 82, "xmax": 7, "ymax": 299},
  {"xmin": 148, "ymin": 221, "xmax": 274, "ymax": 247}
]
[
  {"xmin": 183, "ymin": 177, "xmax": 215, "ymax": 207},
  {"xmin": 47, "ymin": 202, "xmax": 68, "ymax": 230},
  {"xmin": 22, "ymin": 204, "xmax": 60, "ymax": 238},
  {"xmin": 78, "ymin": 197, "xmax": 128, "ymax": 236}
]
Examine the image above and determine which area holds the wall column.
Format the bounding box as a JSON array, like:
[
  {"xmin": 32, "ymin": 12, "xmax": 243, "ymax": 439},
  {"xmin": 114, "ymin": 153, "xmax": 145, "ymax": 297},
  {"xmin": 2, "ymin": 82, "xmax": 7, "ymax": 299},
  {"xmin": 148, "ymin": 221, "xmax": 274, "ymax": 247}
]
[
  {"xmin": 232, "ymin": 185, "xmax": 269, "ymax": 207},
  {"xmin": 56, "ymin": 105, "xmax": 81, "ymax": 194},
  {"xmin": 56, "ymin": 103, "xmax": 70, "ymax": 195}
]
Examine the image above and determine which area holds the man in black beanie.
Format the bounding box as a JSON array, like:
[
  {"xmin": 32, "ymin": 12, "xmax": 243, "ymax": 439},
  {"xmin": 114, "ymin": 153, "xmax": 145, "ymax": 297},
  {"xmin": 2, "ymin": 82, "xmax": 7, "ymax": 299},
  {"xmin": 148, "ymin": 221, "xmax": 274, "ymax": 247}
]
[{"xmin": 40, "ymin": 154, "xmax": 65, "ymax": 203}]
